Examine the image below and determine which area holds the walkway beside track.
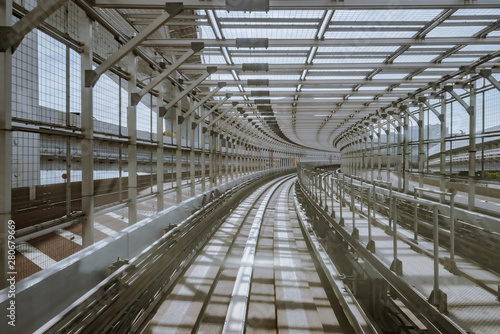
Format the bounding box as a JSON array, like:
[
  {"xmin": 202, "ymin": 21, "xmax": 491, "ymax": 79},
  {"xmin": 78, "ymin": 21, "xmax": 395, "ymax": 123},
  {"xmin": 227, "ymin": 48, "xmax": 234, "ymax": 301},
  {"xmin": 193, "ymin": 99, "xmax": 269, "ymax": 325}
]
[{"xmin": 320, "ymin": 179, "xmax": 500, "ymax": 334}]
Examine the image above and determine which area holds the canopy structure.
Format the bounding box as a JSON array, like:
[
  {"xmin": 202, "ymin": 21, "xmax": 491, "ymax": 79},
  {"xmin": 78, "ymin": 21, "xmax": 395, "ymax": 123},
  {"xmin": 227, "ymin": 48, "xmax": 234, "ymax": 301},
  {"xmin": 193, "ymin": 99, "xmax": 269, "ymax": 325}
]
[{"xmin": 90, "ymin": 0, "xmax": 500, "ymax": 152}]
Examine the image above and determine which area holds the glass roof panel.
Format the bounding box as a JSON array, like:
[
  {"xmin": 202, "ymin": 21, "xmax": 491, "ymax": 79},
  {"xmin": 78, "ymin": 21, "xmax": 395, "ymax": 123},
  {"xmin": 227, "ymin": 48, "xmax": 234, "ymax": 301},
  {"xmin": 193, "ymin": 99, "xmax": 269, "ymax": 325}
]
[
  {"xmin": 223, "ymin": 28, "xmax": 317, "ymax": 39},
  {"xmin": 232, "ymin": 56, "xmax": 306, "ymax": 64},
  {"xmin": 208, "ymin": 74, "xmax": 236, "ymax": 80},
  {"xmin": 313, "ymin": 58, "xmax": 386, "ymax": 64},
  {"xmin": 453, "ymin": 9, "xmax": 500, "ymax": 16},
  {"xmin": 201, "ymin": 55, "xmax": 226, "ymax": 64},
  {"xmin": 317, "ymin": 46, "xmax": 399, "ymax": 53},
  {"xmin": 324, "ymin": 30, "xmax": 415, "ymax": 39},
  {"xmin": 487, "ymin": 30, "xmax": 500, "ymax": 36},
  {"xmin": 240, "ymin": 74, "xmax": 300, "ymax": 80},
  {"xmin": 332, "ymin": 9, "xmax": 442, "ymax": 22},
  {"xmin": 306, "ymin": 75, "xmax": 366, "ymax": 80},
  {"xmin": 425, "ymin": 26, "xmax": 487, "ymax": 37},
  {"xmin": 215, "ymin": 10, "xmax": 324, "ymax": 19},
  {"xmin": 392, "ymin": 55, "xmax": 438, "ymax": 63},
  {"xmin": 441, "ymin": 57, "xmax": 481, "ymax": 63},
  {"xmin": 460, "ymin": 44, "xmax": 500, "ymax": 51},
  {"xmin": 371, "ymin": 73, "xmax": 409, "ymax": 79}
]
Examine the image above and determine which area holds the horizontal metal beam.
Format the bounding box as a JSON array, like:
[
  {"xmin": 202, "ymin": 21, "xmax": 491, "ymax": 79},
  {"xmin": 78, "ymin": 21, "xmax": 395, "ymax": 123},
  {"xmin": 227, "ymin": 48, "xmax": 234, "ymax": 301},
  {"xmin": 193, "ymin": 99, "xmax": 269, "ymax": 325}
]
[
  {"xmin": 176, "ymin": 62, "xmax": 486, "ymax": 71},
  {"xmin": 142, "ymin": 37, "xmax": 500, "ymax": 48},
  {"xmin": 194, "ymin": 79, "xmax": 438, "ymax": 86},
  {"xmin": 213, "ymin": 90, "xmax": 413, "ymax": 98},
  {"xmin": 93, "ymin": 0, "xmax": 500, "ymax": 10}
]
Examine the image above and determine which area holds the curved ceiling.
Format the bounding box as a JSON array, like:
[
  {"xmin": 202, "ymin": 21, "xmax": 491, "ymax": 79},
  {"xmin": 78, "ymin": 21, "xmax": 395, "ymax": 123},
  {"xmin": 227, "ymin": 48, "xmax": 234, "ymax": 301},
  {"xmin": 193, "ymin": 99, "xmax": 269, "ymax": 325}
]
[{"xmin": 92, "ymin": 0, "xmax": 500, "ymax": 154}]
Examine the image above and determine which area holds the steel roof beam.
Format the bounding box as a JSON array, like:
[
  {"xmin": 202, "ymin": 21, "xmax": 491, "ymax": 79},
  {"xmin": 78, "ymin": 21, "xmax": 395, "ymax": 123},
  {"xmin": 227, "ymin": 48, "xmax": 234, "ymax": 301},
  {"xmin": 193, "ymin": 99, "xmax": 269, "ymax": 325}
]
[
  {"xmin": 161, "ymin": 67, "xmax": 217, "ymax": 113},
  {"xmin": 193, "ymin": 94, "xmax": 232, "ymax": 128},
  {"xmin": 131, "ymin": 43, "xmax": 204, "ymax": 106},
  {"xmin": 93, "ymin": 0, "xmax": 500, "ymax": 10},
  {"xmin": 179, "ymin": 82, "xmax": 226, "ymax": 123},
  {"xmin": 175, "ymin": 62, "xmax": 487, "ymax": 71},
  {"xmin": 142, "ymin": 37, "xmax": 500, "ymax": 48},
  {"xmin": 85, "ymin": 2, "xmax": 183, "ymax": 88}
]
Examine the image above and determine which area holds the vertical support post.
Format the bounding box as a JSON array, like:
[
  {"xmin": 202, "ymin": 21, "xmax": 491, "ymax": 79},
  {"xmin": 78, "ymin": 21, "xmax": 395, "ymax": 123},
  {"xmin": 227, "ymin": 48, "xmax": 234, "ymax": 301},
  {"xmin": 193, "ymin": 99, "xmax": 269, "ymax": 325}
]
[
  {"xmin": 65, "ymin": 46, "xmax": 72, "ymax": 216},
  {"xmin": 450, "ymin": 191, "xmax": 456, "ymax": 264},
  {"xmin": 386, "ymin": 123, "xmax": 391, "ymax": 185},
  {"xmin": 413, "ymin": 192, "xmax": 419, "ymax": 242},
  {"xmin": 396, "ymin": 121, "xmax": 402, "ymax": 192},
  {"xmin": 339, "ymin": 175, "xmax": 344, "ymax": 226},
  {"xmin": 230, "ymin": 137, "xmax": 234, "ymax": 180},
  {"xmin": 403, "ymin": 112, "xmax": 410, "ymax": 194},
  {"xmin": 418, "ymin": 104, "xmax": 425, "ymax": 190},
  {"xmin": 127, "ymin": 54, "xmax": 138, "ymax": 224},
  {"xmin": 364, "ymin": 134, "xmax": 369, "ymax": 180},
  {"xmin": 366, "ymin": 187, "xmax": 375, "ymax": 252},
  {"xmin": 80, "ymin": 11, "xmax": 95, "ymax": 245},
  {"xmin": 378, "ymin": 123, "xmax": 382, "ymax": 180},
  {"xmin": 429, "ymin": 205, "xmax": 446, "ymax": 312},
  {"xmin": 209, "ymin": 114, "xmax": 214, "ymax": 189},
  {"xmin": 390, "ymin": 198, "xmax": 403, "ymax": 275},
  {"xmin": 440, "ymin": 96, "xmax": 447, "ymax": 202},
  {"xmin": 0, "ymin": 0, "xmax": 13, "ymax": 287},
  {"xmin": 468, "ymin": 81, "xmax": 476, "ymax": 210},
  {"xmin": 156, "ymin": 85, "xmax": 164, "ymax": 212},
  {"xmin": 175, "ymin": 100, "xmax": 182, "ymax": 203},
  {"xmin": 219, "ymin": 130, "xmax": 223, "ymax": 184},
  {"xmin": 189, "ymin": 99, "xmax": 195, "ymax": 197},
  {"xmin": 370, "ymin": 129, "xmax": 375, "ymax": 183},
  {"xmin": 201, "ymin": 111, "xmax": 206, "ymax": 192},
  {"xmin": 351, "ymin": 177, "xmax": 359, "ymax": 239}
]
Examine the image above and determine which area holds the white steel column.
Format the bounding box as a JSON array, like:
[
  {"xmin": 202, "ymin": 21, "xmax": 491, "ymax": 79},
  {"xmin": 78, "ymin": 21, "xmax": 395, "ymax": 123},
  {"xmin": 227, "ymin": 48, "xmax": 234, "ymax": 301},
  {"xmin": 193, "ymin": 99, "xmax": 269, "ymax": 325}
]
[
  {"xmin": 403, "ymin": 111, "xmax": 410, "ymax": 194},
  {"xmin": 127, "ymin": 54, "xmax": 138, "ymax": 224},
  {"xmin": 231, "ymin": 136, "xmax": 235, "ymax": 180},
  {"xmin": 189, "ymin": 98, "xmax": 195, "ymax": 197},
  {"xmin": 418, "ymin": 104, "xmax": 425, "ymax": 189},
  {"xmin": 201, "ymin": 109, "xmax": 206, "ymax": 192},
  {"xmin": 156, "ymin": 85, "xmax": 164, "ymax": 211},
  {"xmin": 468, "ymin": 81, "xmax": 477, "ymax": 210},
  {"xmin": 0, "ymin": 0, "xmax": 13, "ymax": 287},
  {"xmin": 218, "ymin": 130, "xmax": 223, "ymax": 185},
  {"xmin": 209, "ymin": 113, "xmax": 214, "ymax": 189},
  {"xmin": 386, "ymin": 122, "xmax": 391, "ymax": 184},
  {"xmin": 440, "ymin": 96, "xmax": 447, "ymax": 201},
  {"xmin": 175, "ymin": 100, "xmax": 182, "ymax": 203},
  {"xmin": 377, "ymin": 123, "xmax": 382, "ymax": 180},
  {"xmin": 396, "ymin": 119, "xmax": 403, "ymax": 192},
  {"xmin": 370, "ymin": 128, "xmax": 375, "ymax": 182},
  {"xmin": 80, "ymin": 11, "xmax": 95, "ymax": 246}
]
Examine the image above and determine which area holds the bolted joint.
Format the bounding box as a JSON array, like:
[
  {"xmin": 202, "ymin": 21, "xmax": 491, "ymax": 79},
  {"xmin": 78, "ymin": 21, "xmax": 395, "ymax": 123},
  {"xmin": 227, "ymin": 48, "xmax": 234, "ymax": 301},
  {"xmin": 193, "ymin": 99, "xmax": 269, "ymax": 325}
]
[
  {"xmin": 207, "ymin": 66, "xmax": 218, "ymax": 74},
  {"xmin": 131, "ymin": 93, "xmax": 142, "ymax": 106},
  {"xmin": 165, "ymin": 2, "xmax": 184, "ymax": 16},
  {"xmin": 177, "ymin": 115, "xmax": 184, "ymax": 124},
  {"xmin": 159, "ymin": 106, "xmax": 168, "ymax": 117},
  {"xmin": 479, "ymin": 69, "xmax": 492, "ymax": 78},
  {"xmin": 218, "ymin": 82, "xmax": 227, "ymax": 88},
  {"xmin": 191, "ymin": 42, "xmax": 204, "ymax": 52},
  {"xmin": 191, "ymin": 122, "xmax": 198, "ymax": 130},
  {"xmin": 85, "ymin": 70, "xmax": 100, "ymax": 88}
]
